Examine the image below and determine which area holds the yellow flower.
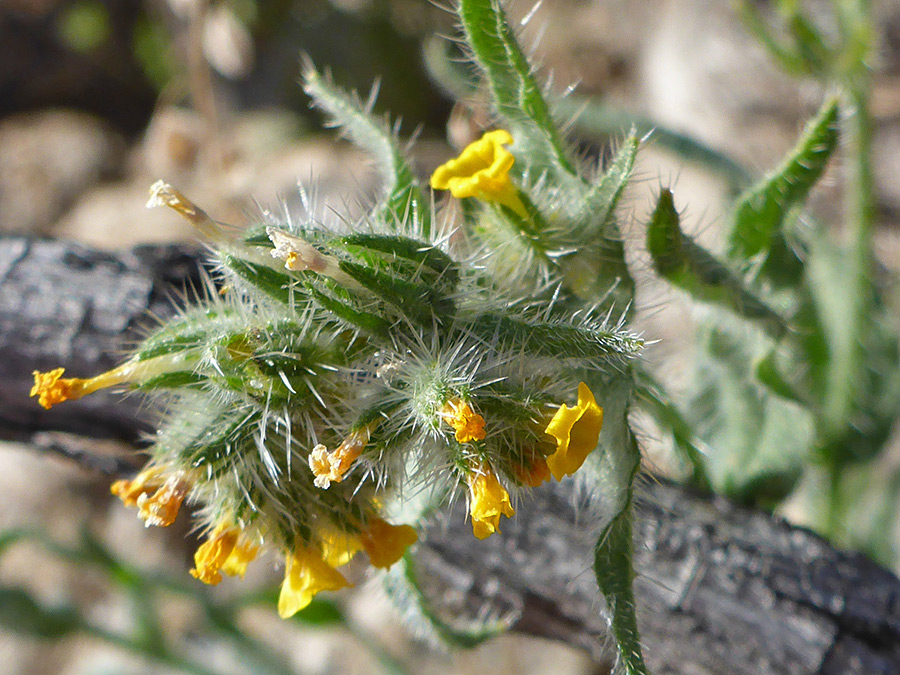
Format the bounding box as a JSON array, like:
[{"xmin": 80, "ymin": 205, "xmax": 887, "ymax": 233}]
[
  {"xmin": 440, "ymin": 398, "xmax": 486, "ymax": 443},
  {"xmin": 30, "ymin": 367, "xmax": 122, "ymax": 410},
  {"xmin": 544, "ymin": 382, "xmax": 604, "ymax": 481},
  {"xmin": 467, "ymin": 465, "xmax": 515, "ymax": 540},
  {"xmin": 308, "ymin": 425, "xmax": 373, "ymax": 489},
  {"xmin": 430, "ymin": 129, "xmax": 527, "ymax": 216},
  {"xmin": 190, "ymin": 523, "xmax": 258, "ymax": 585},
  {"xmin": 360, "ymin": 517, "xmax": 418, "ymax": 568},
  {"xmin": 137, "ymin": 474, "xmax": 190, "ymax": 526},
  {"xmin": 111, "ymin": 467, "xmax": 191, "ymax": 527},
  {"xmin": 110, "ymin": 467, "xmax": 165, "ymax": 507},
  {"xmin": 31, "ymin": 356, "xmax": 190, "ymax": 410},
  {"xmin": 278, "ymin": 545, "xmax": 351, "ymax": 619}
]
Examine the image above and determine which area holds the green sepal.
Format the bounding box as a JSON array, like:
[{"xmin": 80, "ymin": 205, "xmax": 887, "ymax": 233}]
[
  {"xmin": 728, "ymin": 97, "xmax": 839, "ymax": 261},
  {"xmin": 470, "ymin": 312, "xmax": 643, "ymax": 363},
  {"xmin": 303, "ymin": 62, "xmax": 431, "ymax": 237},
  {"xmin": 302, "ymin": 281, "xmax": 391, "ymax": 337},
  {"xmin": 338, "ymin": 259, "xmax": 451, "ymax": 325},
  {"xmin": 584, "ymin": 134, "xmax": 639, "ymax": 220},
  {"xmin": 647, "ymin": 189, "xmax": 787, "ymax": 337},
  {"xmin": 222, "ymin": 254, "xmax": 295, "ymax": 305},
  {"xmin": 336, "ymin": 233, "xmax": 459, "ymax": 294},
  {"xmin": 457, "ymin": 0, "xmax": 578, "ymax": 180},
  {"xmin": 136, "ymin": 308, "xmax": 240, "ymax": 361},
  {"xmin": 138, "ymin": 371, "xmax": 206, "ymax": 391}
]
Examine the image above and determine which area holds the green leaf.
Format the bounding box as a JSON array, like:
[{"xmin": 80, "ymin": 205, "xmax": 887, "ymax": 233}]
[
  {"xmin": 584, "ymin": 372, "xmax": 648, "ymax": 675},
  {"xmin": 647, "ymin": 189, "xmax": 788, "ymax": 337},
  {"xmin": 594, "ymin": 511, "xmax": 648, "ymax": 675},
  {"xmin": 458, "ymin": 0, "xmax": 577, "ymax": 179},
  {"xmin": 688, "ymin": 325, "xmax": 814, "ymax": 504},
  {"xmin": 0, "ymin": 587, "xmax": 82, "ymax": 639},
  {"xmin": 633, "ymin": 369, "xmax": 711, "ymax": 490},
  {"xmin": 735, "ymin": 1, "xmax": 810, "ymax": 76},
  {"xmin": 728, "ymin": 97, "xmax": 840, "ymax": 260},
  {"xmin": 303, "ymin": 63, "xmax": 431, "ymax": 237}
]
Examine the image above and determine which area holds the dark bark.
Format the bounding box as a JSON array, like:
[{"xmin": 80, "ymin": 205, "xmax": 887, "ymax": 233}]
[{"xmin": 1, "ymin": 236, "xmax": 898, "ymax": 674}]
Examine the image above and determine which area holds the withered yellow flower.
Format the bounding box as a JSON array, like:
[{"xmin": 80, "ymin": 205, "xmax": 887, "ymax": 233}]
[
  {"xmin": 308, "ymin": 425, "xmax": 373, "ymax": 489},
  {"xmin": 190, "ymin": 523, "xmax": 258, "ymax": 585},
  {"xmin": 440, "ymin": 398, "xmax": 486, "ymax": 443},
  {"xmin": 110, "ymin": 467, "xmax": 166, "ymax": 507},
  {"xmin": 278, "ymin": 545, "xmax": 351, "ymax": 619},
  {"xmin": 135, "ymin": 472, "xmax": 191, "ymax": 527},
  {"xmin": 430, "ymin": 129, "xmax": 527, "ymax": 216},
  {"xmin": 467, "ymin": 465, "xmax": 515, "ymax": 539},
  {"xmin": 360, "ymin": 517, "xmax": 418, "ymax": 568},
  {"xmin": 544, "ymin": 382, "xmax": 604, "ymax": 480}
]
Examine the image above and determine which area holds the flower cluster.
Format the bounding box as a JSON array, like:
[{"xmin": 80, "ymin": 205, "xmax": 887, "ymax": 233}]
[{"xmin": 30, "ymin": 123, "xmax": 637, "ymax": 617}]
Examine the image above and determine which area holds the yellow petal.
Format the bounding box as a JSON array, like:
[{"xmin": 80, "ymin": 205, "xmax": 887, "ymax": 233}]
[
  {"xmin": 220, "ymin": 540, "xmax": 258, "ymax": 579},
  {"xmin": 135, "ymin": 473, "xmax": 191, "ymax": 527},
  {"xmin": 429, "ymin": 129, "xmax": 526, "ymax": 216},
  {"xmin": 278, "ymin": 545, "xmax": 350, "ymax": 619},
  {"xmin": 319, "ymin": 528, "xmax": 362, "ymax": 568},
  {"xmin": 110, "ymin": 467, "xmax": 165, "ymax": 507},
  {"xmin": 440, "ymin": 398, "xmax": 486, "ymax": 443},
  {"xmin": 190, "ymin": 524, "xmax": 239, "ymax": 585},
  {"xmin": 360, "ymin": 518, "xmax": 417, "ymax": 569},
  {"xmin": 467, "ymin": 466, "xmax": 515, "ymax": 540},
  {"xmin": 544, "ymin": 382, "xmax": 604, "ymax": 480}
]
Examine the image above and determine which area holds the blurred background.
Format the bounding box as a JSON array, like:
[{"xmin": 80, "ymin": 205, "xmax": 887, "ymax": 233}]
[{"xmin": 2, "ymin": 0, "xmax": 900, "ymax": 673}]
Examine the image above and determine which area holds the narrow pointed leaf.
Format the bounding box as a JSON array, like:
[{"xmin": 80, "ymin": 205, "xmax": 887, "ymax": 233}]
[
  {"xmin": 729, "ymin": 97, "xmax": 839, "ymax": 260},
  {"xmin": 303, "ymin": 63, "xmax": 431, "ymax": 236},
  {"xmin": 585, "ymin": 134, "xmax": 639, "ymax": 222},
  {"xmin": 647, "ymin": 189, "xmax": 787, "ymax": 337}
]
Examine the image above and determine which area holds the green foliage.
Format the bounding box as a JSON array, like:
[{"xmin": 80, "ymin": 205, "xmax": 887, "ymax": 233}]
[{"xmin": 645, "ymin": 0, "xmax": 900, "ymax": 566}]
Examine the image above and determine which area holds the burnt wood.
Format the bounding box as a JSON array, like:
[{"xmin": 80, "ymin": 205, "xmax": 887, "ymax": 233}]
[{"xmin": 1, "ymin": 236, "xmax": 898, "ymax": 674}]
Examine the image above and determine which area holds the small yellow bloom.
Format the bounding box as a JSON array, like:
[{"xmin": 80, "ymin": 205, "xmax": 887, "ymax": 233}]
[
  {"xmin": 136, "ymin": 473, "xmax": 191, "ymax": 527},
  {"xmin": 190, "ymin": 523, "xmax": 258, "ymax": 585},
  {"xmin": 31, "ymin": 356, "xmax": 184, "ymax": 410},
  {"xmin": 467, "ymin": 465, "xmax": 515, "ymax": 539},
  {"xmin": 278, "ymin": 545, "xmax": 351, "ymax": 619},
  {"xmin": 360, "ymin": 517, "xmax": 417, "ymax": 568},
  {"xmin": 110, "ymin": 467, "xmax": 166, "ymax": 507},
  {"xmin": 30, "ymin": 367, "xmax": 118, "ymax": 409},
  {"xmin": 544, "ymin": 382, "xmax": 604, "ymax": 481},
  {"xmin": 308, "ymin": 425, "xmax": 373, "ymax": 489},
  {"xmin": 430, "ymin": 129, "xmax": 527, "ymax": 216},
  {"xmin": 440, "ymin": 398, "xmax": 486, "ymax": 443}
]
